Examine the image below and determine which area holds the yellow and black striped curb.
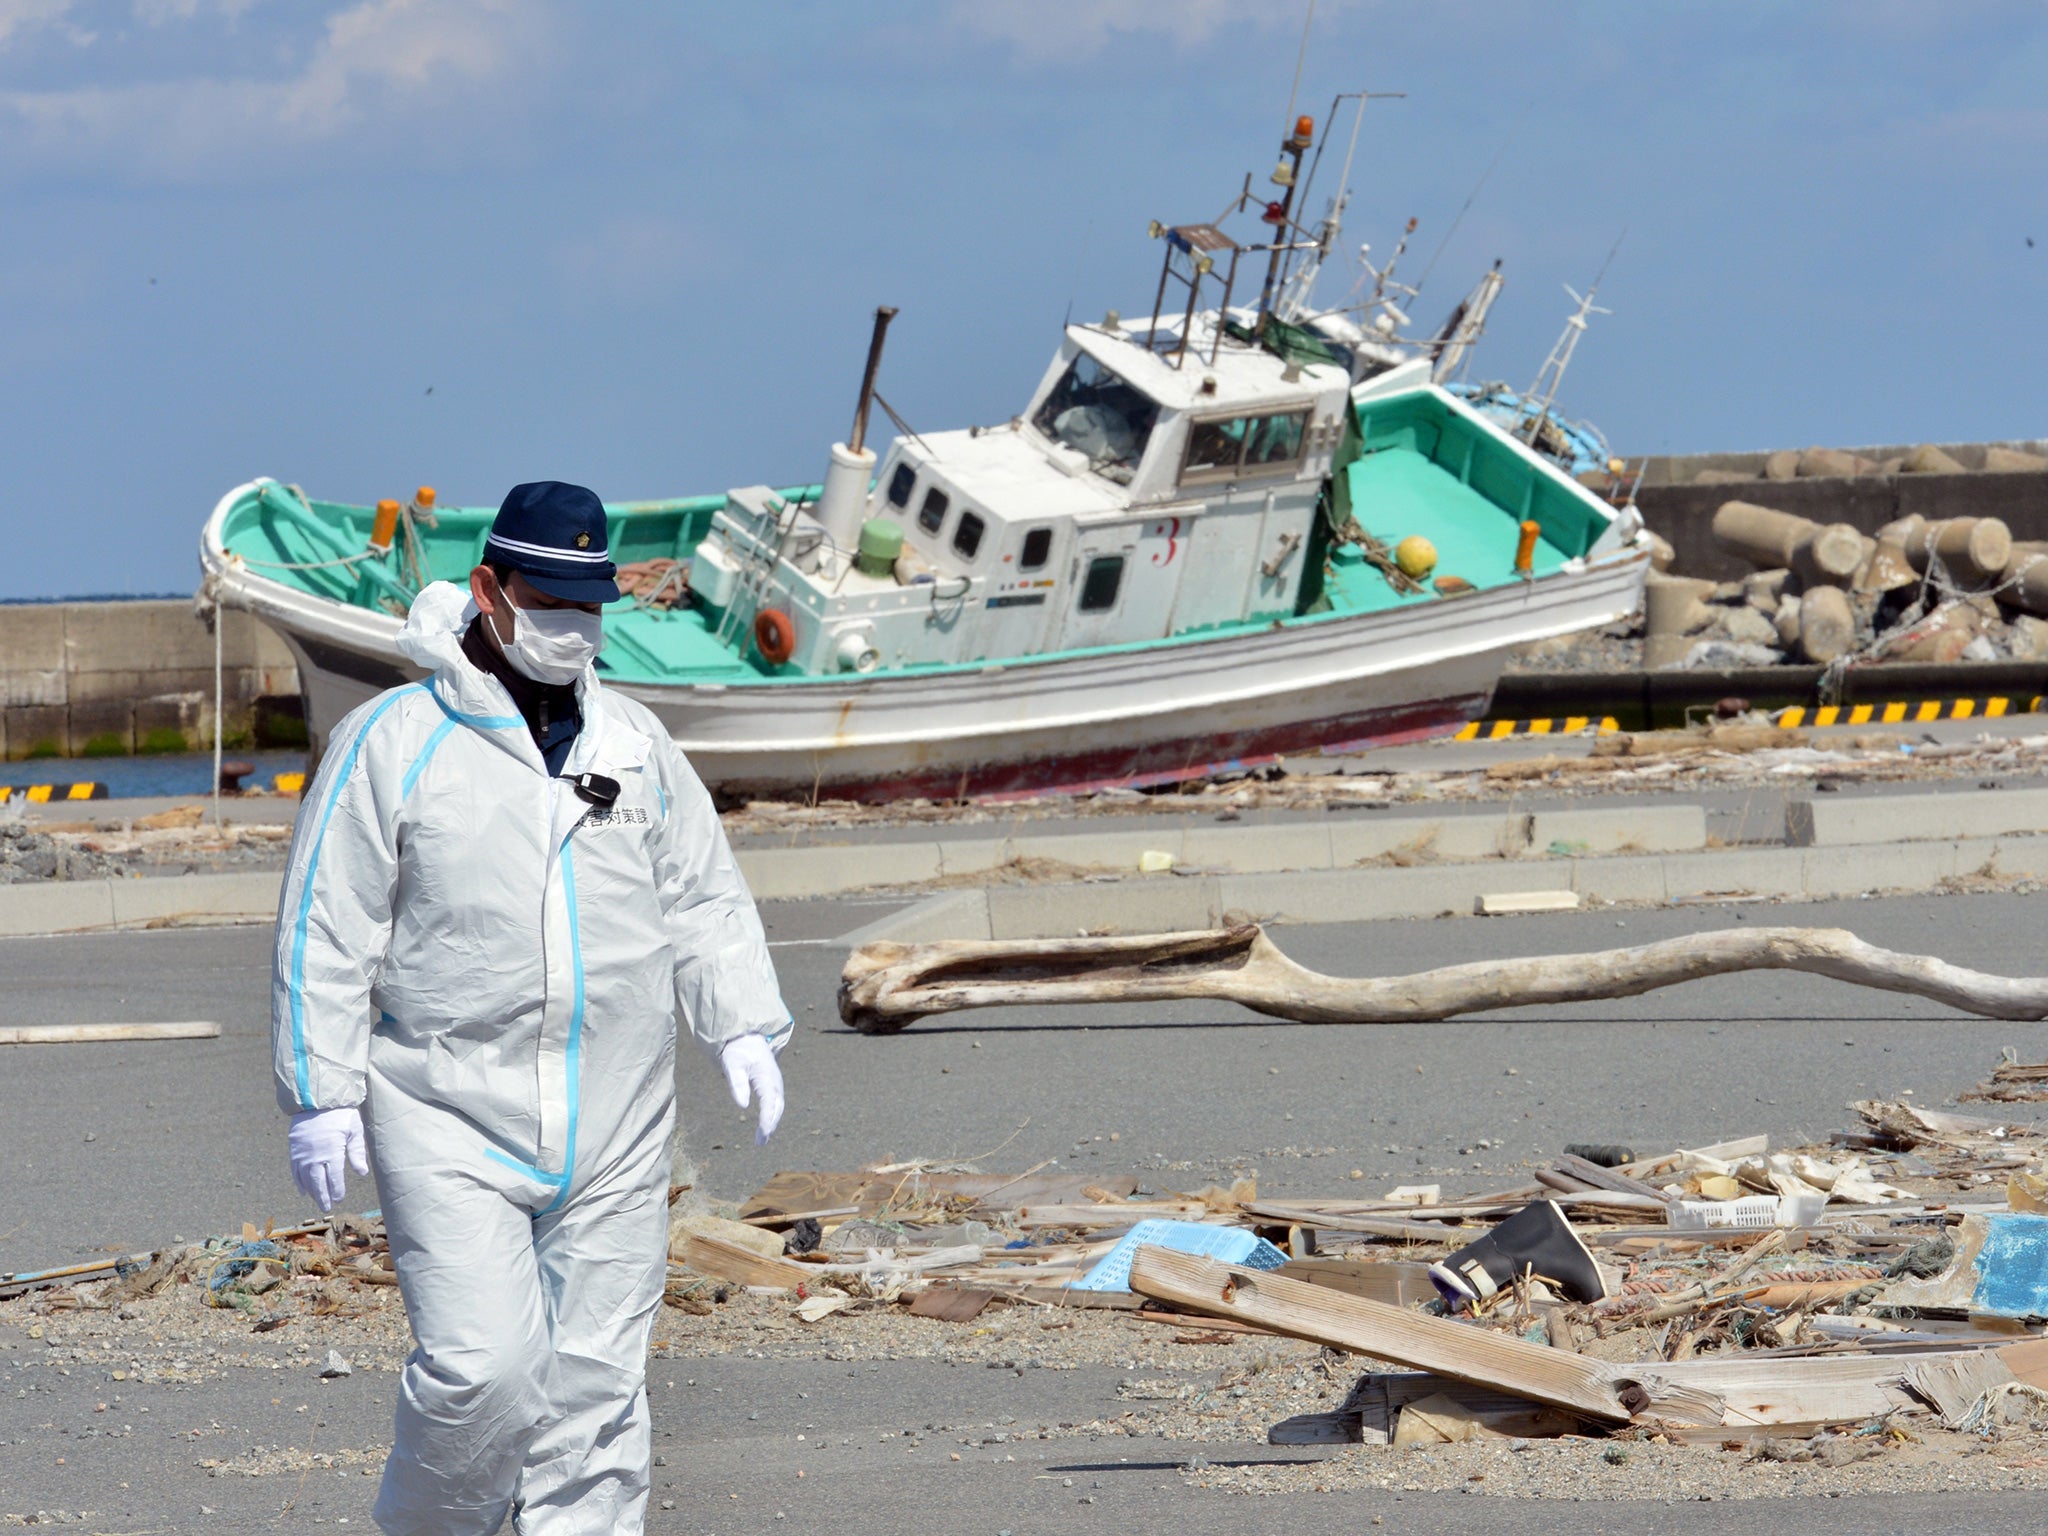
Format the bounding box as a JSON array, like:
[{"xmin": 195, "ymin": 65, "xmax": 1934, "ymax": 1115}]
[
  {"xmin": 1776, "ymin": 697, "xmax": 2045, "ymax": 729},
  {"xmin": 1455, "ymin": 716, "xmax": 1621, "ymax": 742},
  {"xmin": 0, "ymin": 782, "xmax": 107, "ymax": 803}
]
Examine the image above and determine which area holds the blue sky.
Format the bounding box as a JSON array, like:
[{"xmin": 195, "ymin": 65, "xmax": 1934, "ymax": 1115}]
[{"xmin": 0, "ymin": 0, "xmax": 2042, "ymax": 600}]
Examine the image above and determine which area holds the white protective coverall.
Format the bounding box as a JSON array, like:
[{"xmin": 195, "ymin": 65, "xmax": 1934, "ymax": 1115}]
[{"xmin": 270, "ymin": 581, "xmax": 789, "ymax": 1535}]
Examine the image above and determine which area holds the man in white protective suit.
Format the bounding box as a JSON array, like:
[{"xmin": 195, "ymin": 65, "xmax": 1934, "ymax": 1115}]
[{"xmin": 269, "ymin": 480, "xmax": 791, "ymax": 1534}]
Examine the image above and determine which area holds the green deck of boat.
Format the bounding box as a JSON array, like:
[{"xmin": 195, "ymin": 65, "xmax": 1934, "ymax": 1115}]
[{"xmin": 220, "ymin": 388, "xmax": 1608, "ymax": 687}]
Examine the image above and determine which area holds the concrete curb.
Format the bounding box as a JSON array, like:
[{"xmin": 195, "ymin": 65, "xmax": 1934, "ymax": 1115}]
[
  {"xmin": 0, "ymin": 871, "xmax": 283, "ymax": 938},
  {"xmin": 732, "ymin": 803, "xmax": 1709, "ymax": 900},
  {"xmin": 850, "ymin": 834, "xmax": 2048, "ymax": 943},
  {"xmin": 10, "ymin": 783, "xmax": 2048, "ymax": 940}
]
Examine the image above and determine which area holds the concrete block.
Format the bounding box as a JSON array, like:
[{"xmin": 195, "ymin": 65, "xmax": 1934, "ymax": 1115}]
[
  {"xmin": 134, "ymin": 692, "xmax": 205, "ymax": 752},
  {"xmin": 1790, "ymin": 787, "xmax": 2048, "ymax": 847},
  {"xmin": 0, "ymin": 604, "xmax": 67, "ymax": 674},
  {"xmin": 109, "ymin": 870, "xmax": 283, "ymax": 927},
  {"xmin": 987, "ymin": 877, "xmax": 1219, "ymax": 940},
  {"xmin": 66, "ymin": 699, "xmax": 133, "ymax": 756},
  {"xmin": 1329, "ymin": 814, "xmax": 1528, "ymax": 865},
  {"xmin": 736, "ymin": 840, "xmax": 944, "ymax": 899},
  {"xmin": 1221, "ymin": 863, "xmax": 1558, "ymax": 925},
  {"xmin": 1530, "ymin": 805, "xmax": 1706, "ymax": 856},
  {"xmin": 835, "ymin": 889, "xmax": 992, "ymax": 945},
  {"xmin": 62, "ymin": 601, "xmax": 216, "ymax": 678},
  {"xmin": 1477, "ymin": 890, "xmax": 1579, "ymax": 915},
  {"xmin": 1571, "ymin": 856, "xmax": 1669, "ymax": 906},
  {"xmin": 1662, "ymin": 848, "xmax": 1804, "ymax": 901},
  {"xmin": 3, "ymin": 706, "xmax": 66, "ymax": 762},
  {"xmin": 65, "ymin": 666, "xmax": 218, "ymax": 705},
  {"xmin": 0, "ymin": 879, "xmax": 117, "ymax": 936},
  {"xmin": 1801, "ymin": 841, "xmax": 1959, "ymax": 898},
  {"xmin": 1181, "ymin": 822, "xmax": 1333, "ymax": 873},
  {"xmin": 0, "ymin": 667, "xmax": 65, "ymax": 708},
  {"xmin": 1011, "ymin": 829, "xmax": 1186, "ymax": 872}
]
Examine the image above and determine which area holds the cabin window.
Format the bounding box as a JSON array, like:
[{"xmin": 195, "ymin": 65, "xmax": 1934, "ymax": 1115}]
[
  {"xmin": 1184, "ymin": 416, "xmax": 1248, "ymax": 476},
  {"xmin": 1179, "ymin": 407, "xmax": 1312, "ymax": 484},
  {"xmin": 1031, "ymin": 353, "xmax": 1161, "ymax": 484},
  {"xmin": 1078, "ymin": 554, "xmax": 1125, "ymax": 612},
  {"xmin": 886, "ymin": 462, "xmax": 916, "ymax": 508},
  {"xmin": 917, "ymin": 487, "xmax": 950, "ymax": 535},
  {"xmin": 953, "ymin": 511, "xmax": 986, "ymax": 560},
  {"xmin": 1019, "ymin": 527, "xmax": 1052, "ymax": 570}
]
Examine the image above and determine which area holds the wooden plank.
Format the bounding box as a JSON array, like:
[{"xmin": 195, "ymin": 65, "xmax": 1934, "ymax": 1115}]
[
  {"xmin": 1278, "ymin": 1259, "xmax": 1439, "ymax": 1309},
  {"xmin": 1554, "ymin": 1154, "xmax": 1677, "ymax": 1205},
  {"xmin": 1134, "ymin": 1245, "xmax": 1975, "ymax": 1429},
  {"xmin": 1904, "ymin": 1352, "xmax": 2016, "ymax": 1426},
  {"xmin": 739, "ymin": 1169, "xmax": 1138, "ymax": 1220},
  {"xmin": 1013, "ymin": 1202, "xmax": 1212, "ymax": 1228},
  {"xmin": 1127, "ymin": 1246, "xmax": 1631, "ymax": 1422},
  {"xmin": 741, "ymin": 1205, "xmax": 858, "ymax": 1228},
  {"xmin": 680, "ymin": 1232, "xmax": 817, "ymax": 1290},
  {"xmin": 0, "ymin": 1021, "xmax": 220, "ymax": 1045},
  {"xmin": 1619, "ymin": 1351, "xmax": 1924, "ymax": 1426}
]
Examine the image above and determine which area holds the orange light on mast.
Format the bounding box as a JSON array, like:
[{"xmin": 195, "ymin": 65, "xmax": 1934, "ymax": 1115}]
[{"xmin": 1294, "ymin": 115, "xmax": 1315, "ymax": 143}]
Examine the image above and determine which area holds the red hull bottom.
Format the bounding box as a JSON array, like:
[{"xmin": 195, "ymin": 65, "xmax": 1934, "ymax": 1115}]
[{"xmin": 720, "ymin": 693, "xmax": 1489, "ymax": 806}]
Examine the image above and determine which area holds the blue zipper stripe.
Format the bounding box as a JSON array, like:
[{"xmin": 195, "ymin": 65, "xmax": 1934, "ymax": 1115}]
[
  {"xmin": 540, "ymin": 843, "xmax": 586, "ymax": 1215},
  {"xmin": 432, "ymin": 688, "xmax": 523, "ymax": 731},
  {"xmin": 288, "ymin": 684, "xmax": 427, "ymax": 1108},
  {"xmin": 399, "ymin": 718, "xmax": 457, "ymax": 800},
  {"xmin": 484, "ymin": 1145, "xmax": 565, "ymax": 1187}
]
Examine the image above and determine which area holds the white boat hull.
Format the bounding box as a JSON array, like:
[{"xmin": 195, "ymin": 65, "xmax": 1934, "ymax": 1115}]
[{"xmin": 204, "ymin": 483, "xmax": 1645, "ymax": 800}]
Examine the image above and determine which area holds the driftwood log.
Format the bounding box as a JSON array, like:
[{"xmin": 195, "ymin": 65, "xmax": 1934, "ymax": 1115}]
[{"xmin": 837, "ymin": 924, "xmax": 2048, "ymax": 1034}]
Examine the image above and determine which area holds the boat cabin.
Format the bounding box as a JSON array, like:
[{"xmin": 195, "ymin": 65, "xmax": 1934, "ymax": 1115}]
[{"xmin": 688, "ymin": 312, "xmax": 1354, "ymax": 676}]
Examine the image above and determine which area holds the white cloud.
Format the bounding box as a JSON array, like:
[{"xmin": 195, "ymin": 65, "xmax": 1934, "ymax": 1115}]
[
  {"xmin": 954, "ymin": 0, "xmax": 1304, "ymax": 60},
  {"xmin": 0, "ymin": 0, "xmax": 545, "ymax": 175}
]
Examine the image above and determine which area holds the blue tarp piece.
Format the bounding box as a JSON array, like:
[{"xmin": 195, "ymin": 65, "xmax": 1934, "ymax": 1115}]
[
  {"xmin": 1071, "ymin": 1219, "xmax": 1289, "ymax": 1293},
  {"xmin": 1972, "ymin": 1213, "xmax": 2048, "ymax": 1317}
]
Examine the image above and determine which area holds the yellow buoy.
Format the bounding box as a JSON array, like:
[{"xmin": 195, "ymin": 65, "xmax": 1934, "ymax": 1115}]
[{"xmin": 1395, "ymin": 535, "xmax": 1437, "ymax": 580}]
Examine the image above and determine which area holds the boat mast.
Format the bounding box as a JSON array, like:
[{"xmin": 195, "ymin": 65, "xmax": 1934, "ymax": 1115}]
[
  {"xmin": 1517, "ymin": 233, "xmax": 1622, "ymax": 447},
  {"xmin": 1429, "ymin": 260, "xmax": 1504, "ymax": 384}
]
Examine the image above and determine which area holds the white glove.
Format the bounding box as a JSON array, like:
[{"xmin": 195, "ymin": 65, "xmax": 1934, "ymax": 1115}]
[
  {"xmin": 720, "ymin": 1034, "xmax": 785, "ymax": 1145},
  {"xmin": 288, "ymin": 1107, "xmax": 369, "ymax": 1213}
]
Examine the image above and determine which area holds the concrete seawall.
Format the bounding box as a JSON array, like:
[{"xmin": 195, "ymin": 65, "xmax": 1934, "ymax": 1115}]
[{"xmin": 0, "ymin": 600, "xmax": 300, "ymax": 761}]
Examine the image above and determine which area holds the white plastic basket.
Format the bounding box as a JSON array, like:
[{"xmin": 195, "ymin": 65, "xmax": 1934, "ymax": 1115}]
[{"xmin": 1672, "ymin": 1193, "xmax": 1828, "ymax": 1230}]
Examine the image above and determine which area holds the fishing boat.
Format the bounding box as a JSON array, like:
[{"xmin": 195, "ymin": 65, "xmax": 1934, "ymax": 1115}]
[{"xmin": 200, "ymin": 112, "xmax": 1651, "ymax": 803}]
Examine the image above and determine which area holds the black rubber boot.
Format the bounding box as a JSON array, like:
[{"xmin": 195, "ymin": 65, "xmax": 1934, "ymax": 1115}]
[{"xmin": 1427, "ymin": 1199, "xmax": 1607, "ymax": 1308}]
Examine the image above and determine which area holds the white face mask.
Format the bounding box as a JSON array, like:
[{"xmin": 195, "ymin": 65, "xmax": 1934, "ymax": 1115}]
[{"xmin": 500, "ymin": 601, "xmax": 604, "ymax": 685}]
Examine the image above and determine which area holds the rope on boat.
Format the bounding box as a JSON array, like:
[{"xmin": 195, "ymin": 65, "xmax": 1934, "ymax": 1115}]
[{"xmin": 231, "ymin": 551, "xmax": 379, "ymax": 572}]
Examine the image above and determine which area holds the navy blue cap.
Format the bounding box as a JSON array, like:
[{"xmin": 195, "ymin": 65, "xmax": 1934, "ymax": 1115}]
[{"xmin": 483, "ymin": 481, "xmax": 621, "ymax": 603}]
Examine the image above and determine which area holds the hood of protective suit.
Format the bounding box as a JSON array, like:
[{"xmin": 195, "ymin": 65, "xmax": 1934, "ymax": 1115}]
[{"xmin": 396, "ymin": 580, "xmax": 477, "ymax": 674}]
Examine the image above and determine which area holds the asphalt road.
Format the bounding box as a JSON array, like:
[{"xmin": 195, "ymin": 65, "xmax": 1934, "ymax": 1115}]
[
  {"xmin": 5, "ymin": 890, "xmax": 2045, "ymax": 1277},
  {"xmin": 5, "ymin": 888, "xmax": 2048, "ymax": 1532}
]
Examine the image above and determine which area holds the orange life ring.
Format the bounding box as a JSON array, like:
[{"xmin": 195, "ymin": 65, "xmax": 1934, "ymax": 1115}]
[{"xmin": 753, "ymin": 608, "xmax": 797, "ymax": 665}]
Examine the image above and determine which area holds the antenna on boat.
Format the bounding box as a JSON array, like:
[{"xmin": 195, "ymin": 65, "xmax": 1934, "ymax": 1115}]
[
  {"xmin": 1517, "ymin": 232, "xmax": 1622, "ymax": 448},
  {"xmin": 1275, "ymin": 88, "xmax": 1404, "ymax": 321}
]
